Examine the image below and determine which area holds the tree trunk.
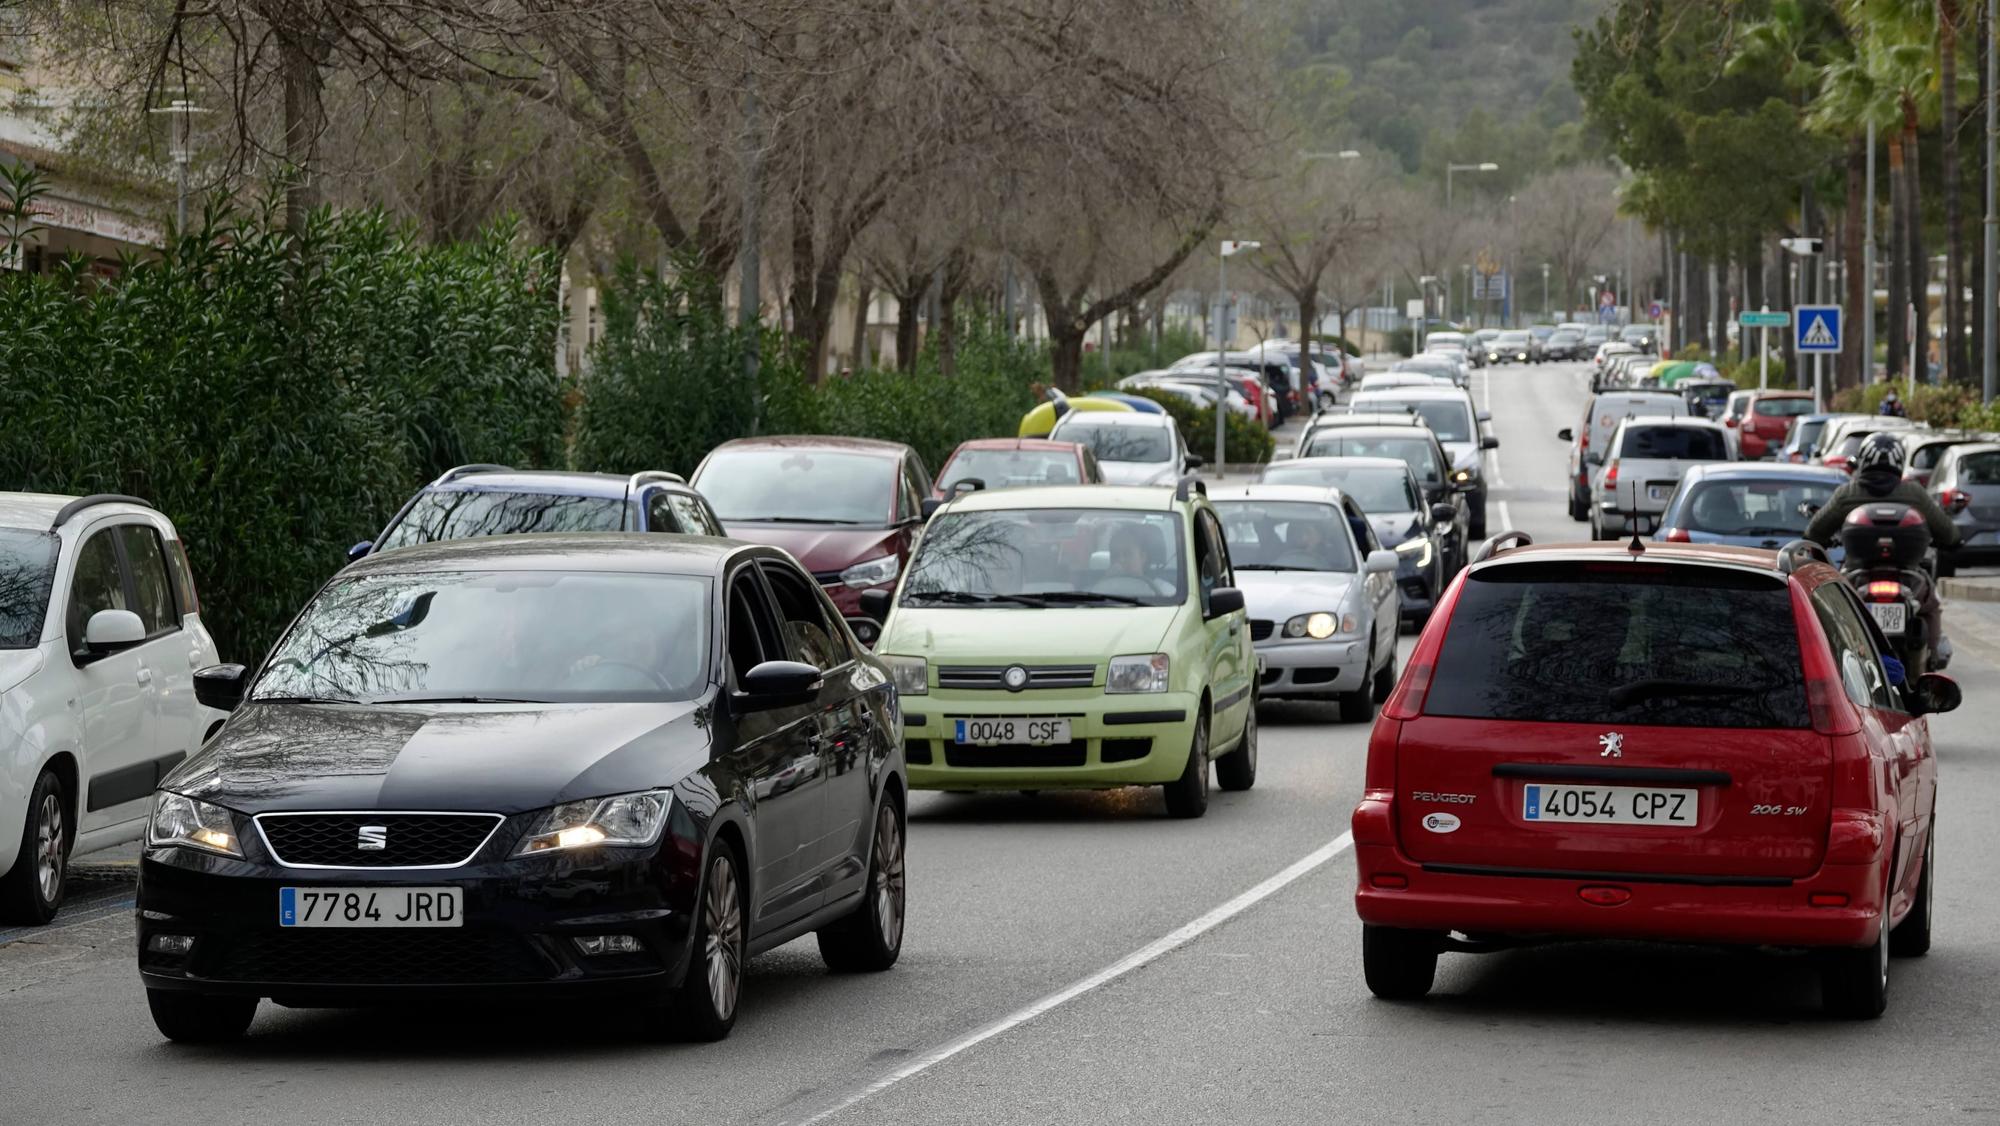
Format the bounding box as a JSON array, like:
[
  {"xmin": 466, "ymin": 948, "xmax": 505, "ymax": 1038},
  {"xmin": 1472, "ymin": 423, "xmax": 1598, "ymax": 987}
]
[
  {"xmin": 1888, "ymin": 132, "xmax": 1909, "ymax": 376},
  {"xmin": 1294, "ymin": 285, "xmax": 1320, "ymax": 357},
  {"xmin": 1904, "ymin": 114, "xmax": 1930, "ymax": 382},
  {"xmin": 937, "ymin": 249, "xmax": 970, "ymax": 377},
  {"xmin": 279, "ymin": 29, "xmax": 326, "ymax": 234},
  {"xmin": 850, "ymin": 282, "xmax": 873, "ymax": 370},
  {"xmin": 1049, "ymin": 322, "xmax": 1086, "ymax": 391},
  {"xmin": 1941, "ymin": 0, "xmax": 1970, "ymax": 384},
  {"xmin": 1843, "ymin": 136, "xmax": 1868, "ymax": 389},
  {"xmin": 894, "ymin": 278, "xmax": 926, "ymax": 372},
  {"xmin": 1976, "ymin": 2, "xmax": 1992, "ymax": 381}
]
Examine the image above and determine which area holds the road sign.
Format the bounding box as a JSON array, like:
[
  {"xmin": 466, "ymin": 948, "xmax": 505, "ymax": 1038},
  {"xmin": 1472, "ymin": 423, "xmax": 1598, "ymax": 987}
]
[
  {"xmin": 1795, "ymin": 304, "xmax": 1842, "ymax": 353},
  {"xmin": 1740, "ymin": 310, "xmax": 1791, "ymax": 328},
  {"xmin": 1600, "ymin": 289, "xmax": 1616, "ymax": 307},
  {"xmin": 1649, "ymin": 300, "xmax": 1664, "ymax": 320}
]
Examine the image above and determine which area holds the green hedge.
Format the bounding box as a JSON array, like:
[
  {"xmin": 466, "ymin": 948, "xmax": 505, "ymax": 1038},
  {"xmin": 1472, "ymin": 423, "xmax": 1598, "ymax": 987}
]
[
  {"xmin": 1128, "ymin": 388, "xmax": 1277, "ymax": 465},
  {"xmin": 0, "ymin": 192, "xmax": 564, "ymax": 660}
]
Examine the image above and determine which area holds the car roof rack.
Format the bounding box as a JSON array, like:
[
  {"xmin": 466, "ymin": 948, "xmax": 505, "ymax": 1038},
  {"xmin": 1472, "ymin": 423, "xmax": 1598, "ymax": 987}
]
[
  {"xmin": 51, "ymin": 494, "xmax": 152, "ymax": 530},
  {"xmin": 1776, "ymin": 539, "xmax": 1830, "ymax": 574},
  {"xmin": 1470, "ymin": 530, "xmax": 1531, "ymax": 564},
  {"xmin": 1174, "ymin": 473, "xmax": 1207, "ymax": 501},
  {"xmin": 431, "ymin": 463, "xmax": 512, "ymax": 486}
]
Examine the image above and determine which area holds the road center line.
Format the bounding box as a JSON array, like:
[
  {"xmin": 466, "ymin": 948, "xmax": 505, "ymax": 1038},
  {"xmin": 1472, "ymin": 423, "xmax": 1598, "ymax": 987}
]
[
  {"xmin": 1497, "ymin": 500, "xmax": 1514, "ymax": 533},
  {"xmin": 785, "ymin": 831, "xmax": 1356, "ymax": 1126}
]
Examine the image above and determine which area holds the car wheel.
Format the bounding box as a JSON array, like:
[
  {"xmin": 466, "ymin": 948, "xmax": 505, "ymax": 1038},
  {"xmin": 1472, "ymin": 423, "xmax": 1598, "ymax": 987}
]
[
  {"xmin": 1162, "ymin": 711, "xmax": 1210, "ymax": 819},
  {"xmin": 1372, "ymin": 647, "xmax": 1398, "ymax": 704},
  {"xmin": 817, "ymin": 798, "xmax": 907, "ymax": 972},
  {"xmin": 1568, "ymin": 485, "xmax": 1588, "ymax": 522},
  {"xmin": 1216, "ymin": 704, "xmax": 1256, "ymax": 792},
  {"xmin": 1890, "ymin": 824, "xmax": 1934, "ymax": 958},
  {"xmin": 1337, "ymin": 674, "xmax": 1376, "ymax": 723},
  {"xmin": 0, "ymin": 769, "xmax": 68, "ymax": 925},
  {"xmin": 146, "ymin": 990, "xmax": 257, "ymax": 1043},
  {"xmin": 1361, "ymin": 925, "xmax": 1438, "ymax": 1000},
  {"xmin": 669, "ymin": 844, "xmax": 746, "ymax": 1040},
  {"xmin": 1821, "ymin": 896, "xmax": 1891, "ymax": 1019}
]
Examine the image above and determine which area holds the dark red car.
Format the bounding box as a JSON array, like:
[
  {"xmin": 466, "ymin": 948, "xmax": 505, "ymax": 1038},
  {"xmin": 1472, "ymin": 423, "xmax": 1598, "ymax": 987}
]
[
  {"xmin": 1736, "ymin": 390, "xmax": 1815, "ymax": 459},
  {"xmin": 691, "ymin": 436, "xmax": 931, "ymax": 646},
  {"xmin": 1352, "ymin": 536, "xmax": 1957, "ymax": 1018},
  {"xmin": 931, "ymin": 437, "xmax": 1104, "ymax": 498}
]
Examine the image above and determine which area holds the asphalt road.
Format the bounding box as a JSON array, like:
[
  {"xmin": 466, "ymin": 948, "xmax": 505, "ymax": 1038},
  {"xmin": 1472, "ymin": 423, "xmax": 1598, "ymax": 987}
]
[{"xmin": 4, "ymin": 361, "xmax": 1997, "ymax": 1125}]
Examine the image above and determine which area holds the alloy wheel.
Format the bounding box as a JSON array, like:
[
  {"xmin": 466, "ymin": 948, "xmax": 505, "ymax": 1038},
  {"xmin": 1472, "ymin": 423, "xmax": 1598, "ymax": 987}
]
[
  {"xmin": 704, "ymin": 856, "xmax": 743, "ymax": 1021},
  {"xmin": 35, "ymin": 792, "xmax": 64, "ymax": 903},
  {"xmin": 873, "ymin": 804, "xmax": 905, "ymax": 951}
]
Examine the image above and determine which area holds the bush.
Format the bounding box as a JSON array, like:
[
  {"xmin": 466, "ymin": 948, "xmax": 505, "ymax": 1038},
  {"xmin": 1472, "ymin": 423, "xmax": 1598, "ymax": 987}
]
[
  {"xmin": 1386, "ymin": 328, "xmax": 1415, "ymax": 357},
  {"xmin": 1129, "ymin": 388, "xmax": 1275, "ymax": 465},
  {"xmin": 1313, "ymin": 334, "xmax": 1360, "ymax": 355},
  {"xmin": 0, "ymin": 188, "xmax": 564, "ymax": 662}
]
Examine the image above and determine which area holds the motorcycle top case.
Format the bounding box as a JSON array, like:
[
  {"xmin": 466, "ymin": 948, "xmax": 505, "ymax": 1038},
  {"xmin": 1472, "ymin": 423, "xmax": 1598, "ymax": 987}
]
[{"xmin": 1839, "ymin": 504, "xmax": 1931, "ymax": 567}]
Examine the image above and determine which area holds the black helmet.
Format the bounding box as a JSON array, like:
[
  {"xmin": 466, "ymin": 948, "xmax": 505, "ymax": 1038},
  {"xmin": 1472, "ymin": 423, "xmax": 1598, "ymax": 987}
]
[{"xmin": 1853, "ymin": 431, "xmax": 1906, "ymax": 475}]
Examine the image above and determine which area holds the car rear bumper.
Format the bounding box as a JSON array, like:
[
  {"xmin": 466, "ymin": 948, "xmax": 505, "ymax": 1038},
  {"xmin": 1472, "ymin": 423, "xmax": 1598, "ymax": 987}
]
[
  {"xmin": 1254, "ymin": 638, "xmax": 1369, "ymax": 698},
  {"xmin": 1353, "ymin": 840, "xmax": 1884, "ymax": 948},
  {"xmin": 903, "ymin": 691, "xmax": 1198, "ymax": 789}
]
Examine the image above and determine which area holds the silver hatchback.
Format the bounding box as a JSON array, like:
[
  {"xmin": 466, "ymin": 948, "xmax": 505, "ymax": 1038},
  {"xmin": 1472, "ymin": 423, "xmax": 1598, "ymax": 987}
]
[
  {"xmin": 1932, "ymin": 442, "xmax": 2000, "ymax": 574},
  {"xmin": 1591, "ymin": 416, "xmax": 1734, "ymax": 539}
]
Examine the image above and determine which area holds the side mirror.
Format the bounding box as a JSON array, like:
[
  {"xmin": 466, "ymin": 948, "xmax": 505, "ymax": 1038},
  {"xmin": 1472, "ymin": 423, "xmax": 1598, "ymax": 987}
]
[
  {"xmin": 1184, "ymin": 453, "xmax": 1206, "ymax": 470},
  {"xmin": 1430, "ymin": 503, "xmax": 1457, "ymax": 525},
  {"xmin": 194, "ymin": 663, "xmax": 250, "ymax": 712},
  {"xmin": 920, "ymin": 497, "xmax": 943, "ymax": 521},
  {"xmin": 737, "ymin": 660, "xmax": 822, "ymax": 711},
  {"xmin": 83, "ymin": 608, "xmax": 146, "ymax": 658},
  {"xmin": 347, "ymin": 540, "xmax": 373, "ymax": 563},
  {"xmin": 858, "ymin": 588, "xmax": 893, "ymax": 623},
  {"xmin": 1205, "ymin": 587, "xmax": 1245, "ymax": 618},
  {"xmin": 1557, "ymin": 428, "xmax": 1574, "ymax": 442},
  {"xmin": 1912, "ymin": 672, "xmax": 1962, "ymax": 716},
  {"xmin": 1585, "ymin": 451, "xmax": 1605, "ymax": 467},
  {"xmin": 1481, "ymin": 436, "xmax": 1500, "ymax": 450},
  {"xmin": 1476, "ymin": 411, "xmax": 1493, "ymax": 423},
  {"xmin": 1364, "ymin": 549, "xmax": 1398, "ymax": 575}
]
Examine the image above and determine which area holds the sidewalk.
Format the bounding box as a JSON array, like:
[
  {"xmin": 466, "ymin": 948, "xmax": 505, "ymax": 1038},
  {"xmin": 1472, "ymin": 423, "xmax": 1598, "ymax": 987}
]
[{"xmin": 1941, "ymin": 573, "xmax": 2000, "ymax": 604}]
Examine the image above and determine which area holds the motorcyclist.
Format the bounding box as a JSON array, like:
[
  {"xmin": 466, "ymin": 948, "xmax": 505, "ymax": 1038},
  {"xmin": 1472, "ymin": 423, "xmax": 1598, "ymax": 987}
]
[
  {"xmin": 1805, "ymin": 431, "xmax": 1959, "ymax": 661},
  {"xmin": 1879, "ymin": 387, "xmax": 1908, "ymax": 417}
]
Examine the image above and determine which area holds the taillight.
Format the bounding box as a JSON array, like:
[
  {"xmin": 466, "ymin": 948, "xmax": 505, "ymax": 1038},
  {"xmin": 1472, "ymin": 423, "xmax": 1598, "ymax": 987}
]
[
  {"xmin": 1940, "ymin": 488, "xmax": 1971, "ymax": 512},
  {"xmin": 1825, "ymin": 455, "xmax": 1850, "ymax": 471},
  {"xmin": 1661, "ymin": 527, "xmax": 1692, "ymax": 542},
  {"xmin": 1604, "ymin": 460, "xmax": 1619, "ymax": 485},
  {"xmin": 1382, "ymin": 659, "xmax": 1433, "ymax": 720},
  {"xmin": 1806, "ymin": 676, "xmax": 1859, "ymax": 735},
  {"xmin": 1865, "ymin": 580, "xmax": 1902, "ymax": 601}
]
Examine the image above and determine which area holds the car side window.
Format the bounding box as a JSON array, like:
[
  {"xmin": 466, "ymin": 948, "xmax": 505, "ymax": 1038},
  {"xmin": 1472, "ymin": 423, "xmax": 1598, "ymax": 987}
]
[
  {"xmin": 66, "ymin": 529, "xmax": 128, "ymax": 657},
  {"xmin": 908, "ymin": 454, "xmax": 933, "ymax": 497},
  {"xmin": 118, "ymin": 525, "xmax": 180, "ymax": 637},
  {"xmin": 1344, "ymin": 499, "xmax": 1380, "ymax": 553},
  {"xmin": 894, "ymin": 466, "xmax": 921, "ymax": 524},
  {"xmin": 645, "ymin": 492, "xmax": 679, "ymax": 533},
  {"xmin": 1193, "ymin": 511, "xmax": 1231, "ymax": 603},
  {"xmin": 1810, "ymin": 585, "xmax": 1897, "ymax": 712},
  {"xmin": 669, "ymin": 493, "xmax": 723, "ymax": 536},
  {"xmin": 761, "ymin": 561, "xmax": 845, "ymax": 671},
  {"xmin": 725, "ymin": 569, "xmax": 783, "ymax": 689}
]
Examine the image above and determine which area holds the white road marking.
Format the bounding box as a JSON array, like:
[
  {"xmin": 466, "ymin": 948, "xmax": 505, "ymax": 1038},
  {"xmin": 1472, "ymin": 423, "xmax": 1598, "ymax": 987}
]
[
  {"xmin": 787, "ymin": 832, "xmax": 1357, "ymax": 1126},
  {"xmin": 1497, "ymin": 500, "xmax": 1514, "ymax": 533}
]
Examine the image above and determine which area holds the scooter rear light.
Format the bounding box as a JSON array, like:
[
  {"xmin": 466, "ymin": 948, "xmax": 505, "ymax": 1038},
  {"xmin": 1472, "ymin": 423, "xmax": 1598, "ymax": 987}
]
[
  {"xmin": 1865, "ymin": 580, "xmax": 1901, "ymax": 601},
  {"xmin": 1898, "ymin": 506, "xmax": 1925, "ymax": 526}
]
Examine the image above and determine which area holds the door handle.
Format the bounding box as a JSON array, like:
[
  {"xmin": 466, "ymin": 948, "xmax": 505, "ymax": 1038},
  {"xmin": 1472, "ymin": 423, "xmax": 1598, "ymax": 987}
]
[{"xmin": 136, "ymin": 668, "xmax": 153, "ymax": 686}]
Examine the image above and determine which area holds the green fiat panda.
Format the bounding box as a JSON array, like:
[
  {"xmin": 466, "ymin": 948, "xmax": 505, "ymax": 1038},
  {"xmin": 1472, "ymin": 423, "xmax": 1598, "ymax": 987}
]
[{"xmin": 859, "ymin": 481, "xmax": 1258, "ymax": 817}]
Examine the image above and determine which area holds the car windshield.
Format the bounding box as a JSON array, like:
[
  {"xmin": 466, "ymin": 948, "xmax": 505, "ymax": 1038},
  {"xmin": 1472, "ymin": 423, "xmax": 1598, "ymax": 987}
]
[
  {"xmin": 1356, "ymin": 399, "xmax": 1473, "ymax": 443},
  {"xmin": 1424, "ymin": 563, "xmax": 1809, "ymax": 728},
  {"xmin": 379, "ymin": 490, "xmax": 626, "ymax": 550},
  {"xmin": 1258, "ymin": 465, "xmax": 1418, "ymax": 512},
  {"xmin": 696, "ymin": 449, "xmax": 894, "ymax": 525},
  {"xmin": 901, "ymin": 508, "xmax": 1186, "ymax": 607},
  {"xmin": 940, "ymin": 449, "xmax": 1082, "ymax": 491},
  {"xmin": 0, "ymin": 528, "xmax": 58, "ymax": 649},
  {"xmin": 1756, "ymin": 397, "xmax": 1816, "ymax": 418},
  {"xmin": 1679, "ymin": 479, "xmax": 1835, "ymax": 536},
  {"xmin": 1214, "ymin": 501, "xmax": 1357, "ymax": 572},
  {"xmin": 1055, "ymin": 421, "xmax": 1171, "ymax": 464},
  {"xmin": 1300, "ymin": 435, "xmax": 1443, "ymax": 483},
  {"xmin": 1494, "ymin": 334, "xmax": 1529, "ymax": 346},
  {"xmin": 1621, "ymin": 426, "xmax": 1726, "ymax": 459},
  {"xmin": 253, "ymin": 570, "xmax": 711, "ymax": 704},
  {"xmin": 1550, "ymin": 332, "xmax": 1581, "ymax": 344}
]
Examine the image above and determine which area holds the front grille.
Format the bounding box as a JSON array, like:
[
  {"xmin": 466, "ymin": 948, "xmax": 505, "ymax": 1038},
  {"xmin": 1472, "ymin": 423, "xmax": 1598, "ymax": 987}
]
[
  {"xmin": 1293, "ymin": 667, "xmax": 1339, "ymax": 685},
  {"xmin": 1101, "ymin": 738, "xmax": 1151, "ymax": 763},
  {"xmin": 256, "ymin": 813, "xmax": 504, "ymax": 868},
  {"xmin": 1249, "ymin": 620, "xmax": 1275, "ymax": 642},
  {"xmin": 812, "ymin": 570, "xmax": 845, "ymax": 587},
  {"xmin": 944, "ymin": 744, "xmax": 1088, "ymax": 768},
  {"xmin": 936, "ymin": 664, "xmax": 1096, "ymax": 690},
  {"xmin": 1261, "ymin": 668, "xmax": 1283, "ymax": 687},
  {"xmin": 197, "ymin": 929, "xmax": 553, "ymax": 985}
]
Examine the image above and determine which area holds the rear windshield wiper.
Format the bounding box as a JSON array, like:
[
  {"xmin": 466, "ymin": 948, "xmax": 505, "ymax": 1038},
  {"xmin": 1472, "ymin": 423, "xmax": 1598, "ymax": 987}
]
[{"xmin": 1606, "ymin": 679, "xmax": 1765, "ymax": 708}]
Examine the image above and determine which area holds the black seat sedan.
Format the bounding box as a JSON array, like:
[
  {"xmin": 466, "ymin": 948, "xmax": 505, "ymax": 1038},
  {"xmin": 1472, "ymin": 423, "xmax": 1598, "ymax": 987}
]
[{"xmin": 137, "ymin": 535, "xmax": 906, "ymax": 1042}]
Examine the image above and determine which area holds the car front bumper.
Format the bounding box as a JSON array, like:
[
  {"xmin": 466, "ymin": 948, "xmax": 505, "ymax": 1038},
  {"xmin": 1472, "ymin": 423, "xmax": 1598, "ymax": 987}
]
[
  {"xmin": 135, "ymin": 839, "xmax": 698, "ymax": 1004},
  {"xmin": 1254, "ymin": 637, "xmax": 1369, "ymax": 698},
  {"xmin": 903, "ymin": 690, "xmax": 1199, "ymax": 790}
]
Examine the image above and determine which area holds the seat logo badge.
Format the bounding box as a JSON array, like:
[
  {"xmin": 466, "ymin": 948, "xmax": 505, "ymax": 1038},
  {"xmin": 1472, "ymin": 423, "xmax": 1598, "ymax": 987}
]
[
  {"xmin": 357, "ymin": 825, "xmax": 388, "ymax": 851},
  {"xmin": 1599, "ymin": 732, "xmax": 1624, "ymax": 758},
  {"xmin": 1002, "ymin": 666, "xmax": 1030, "ymax": 692}
]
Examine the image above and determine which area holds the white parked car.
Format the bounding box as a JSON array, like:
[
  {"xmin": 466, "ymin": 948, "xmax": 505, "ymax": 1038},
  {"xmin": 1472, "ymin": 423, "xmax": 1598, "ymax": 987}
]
[
  {"xmin": 1208, "ymin": 485, "xmax": 1400, "ymax": 722},
  {"xmin": 1049, "ymin": 410, "xmax": 1200, "ymax": 485},
  {"xmin": 0, "ymin": 493, "xmax": 222, "ymax": 923}
]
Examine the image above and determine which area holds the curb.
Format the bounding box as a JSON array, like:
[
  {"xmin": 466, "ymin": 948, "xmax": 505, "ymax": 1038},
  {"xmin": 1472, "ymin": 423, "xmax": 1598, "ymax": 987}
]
[{"xmin": 1941, "ymin": 577, "xmax": 2000, "ymax": 604}]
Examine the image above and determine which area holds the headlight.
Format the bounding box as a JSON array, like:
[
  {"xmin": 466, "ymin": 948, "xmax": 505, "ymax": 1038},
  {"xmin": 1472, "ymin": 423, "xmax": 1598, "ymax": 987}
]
[
  {"xmin": 1284, "ymin": 612, "xmax": 1356, "ymax": 639},
  {"xmin": 1107, "ymin": 653, "xmax": 1170, "ymax": 693},
  {"xmin": 148, "ymin": 791, "xmax": 243, "ymax": 857},
  {"xmin": 1452, "ymin": 467, "xmax": 1477, "ymax": 485},
  {"xmin": 515, "ymin": 790, "xmax": 673, "ymax": 856},
  {"xmin": 841, "ymin": 554, "xmax": 901, "ymax": 589},
  {"xmin": 1396, "ymin": 537, "xmax": 1434, "ymax": 568},
  {"xmin": 884, "ymin": 654, "xmax": 928, "ymax": 696}
]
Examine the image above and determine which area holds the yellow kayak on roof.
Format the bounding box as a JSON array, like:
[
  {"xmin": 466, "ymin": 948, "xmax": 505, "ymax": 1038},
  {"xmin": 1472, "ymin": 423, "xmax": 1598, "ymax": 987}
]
[{"xmin": 1018, "ymin": 390, "xmax": 1132, "ymax": 437}]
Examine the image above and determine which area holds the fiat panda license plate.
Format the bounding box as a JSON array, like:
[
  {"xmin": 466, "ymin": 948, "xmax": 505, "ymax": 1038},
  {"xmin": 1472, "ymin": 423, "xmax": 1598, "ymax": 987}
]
[
  {"xmin": 280, "ymin": 887, "xmax": 462, "ymax": 928},
  {"xmin": 954, "ymin": 718, "xmax": 1070, "ymax": 746},
  {"xmin": 1523, "ymin": 784, "xmax": 1697, "ymax": 826}
]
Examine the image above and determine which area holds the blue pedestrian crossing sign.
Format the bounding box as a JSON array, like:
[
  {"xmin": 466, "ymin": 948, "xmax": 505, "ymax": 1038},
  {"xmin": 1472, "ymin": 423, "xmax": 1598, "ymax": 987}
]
[{"xmin": 1795, "ymin": 304, "xmax": 1842, "ymax": 354}]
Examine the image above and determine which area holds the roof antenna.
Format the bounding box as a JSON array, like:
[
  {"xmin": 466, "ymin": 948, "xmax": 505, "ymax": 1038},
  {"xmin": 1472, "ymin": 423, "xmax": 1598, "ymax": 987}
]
[{"xmin": 1627, "ymin": 527, "xmax": 1647, "ymax": 554}]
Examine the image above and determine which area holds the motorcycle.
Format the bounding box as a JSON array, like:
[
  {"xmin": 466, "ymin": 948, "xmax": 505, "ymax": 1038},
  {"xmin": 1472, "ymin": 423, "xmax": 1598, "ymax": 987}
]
[{"xmin": 1837, "ymin": 503, "xmax": 1948, "ymax": 674}]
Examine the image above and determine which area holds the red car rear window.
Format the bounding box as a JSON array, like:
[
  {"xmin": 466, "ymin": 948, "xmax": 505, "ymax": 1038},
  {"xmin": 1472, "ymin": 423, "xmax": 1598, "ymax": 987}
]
[{"xmin": 1425, "ymin": 563, "xmax": 1809, "ymax": 729}]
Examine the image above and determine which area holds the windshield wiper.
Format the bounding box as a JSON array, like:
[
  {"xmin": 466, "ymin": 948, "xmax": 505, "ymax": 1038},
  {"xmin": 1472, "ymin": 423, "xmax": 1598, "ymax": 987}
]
[
  {"xmin": 1234, "ymin": 564, "xmax": 1327, "ymax": 572},
  {"xmin": 1030, "ymin": 590, "xmax": 1154, "ymax": 606},
  {"xmin": 249, "ymin": 695, "xmax": 366, "ymax": 705},
  {"xmin": 371, "ymin": 695, "xmax": 549, "ymax": 704},
  {"xmin": 1606, "ymin": 679, "xmax": 1763, "ymax": 708},
  {"xmin": 904, "ymin": 590, "xmax": 1047, "ymax": 607},
  {"xmin": 726, "ymin": 516, "xmax": 867, "ymax": 525}
]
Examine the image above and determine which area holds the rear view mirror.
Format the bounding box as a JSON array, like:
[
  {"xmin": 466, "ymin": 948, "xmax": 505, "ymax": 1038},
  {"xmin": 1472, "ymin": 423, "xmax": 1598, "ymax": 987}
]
[
  {"xmin": 1430, "ymin": 503, "xmax": 1457, "ymax": 525},
  {"xmin": 1557, "ymin": 428, "xmax": 1574, "ymax": 442},
  {"xmin": 84, "ymin": 609, "xmax": 146, "ymax": 657},
  {"xmin": 1364, "ymin": 550, "xmax": 1398, "ymax": 575},
  {"xmin": 858, "ymin": 588, "xmax": 893, "ymax": 623},
  {"xmin": 1912, "ymin": 672, "xmax": 1962, "ymax": 717},
  {"xmin": 738, "ymin": 660, "xmax": 822, "ymax": 711},
  {"xmin": 194, "ymin": 663, "xmax": 250, "ymax": 712},
  {"xmin": 1477, "ymin": 411, "xmax": 1493, "ymax": 423},
  {"xmin": 1585, "ymin": 451, "xmax": 1605, "ymax": 467},
  {"xmin": 1205, "ymin": 587, "xmax": 1245, "ymax": 618},
  {"xmin": 920, "ymin": 497, "xmax": 943, "ymax": 520},
  {"xmin": 1481, "ymin": 436, "xmax": 1500, "ymax": 450},
  {"xmin": 347, "ymin": 540, "xmax": 373, "ymax": 563},
  {"xmin": 1185, "ymin": 453, "xmax": 1206, "ymax": 470}
]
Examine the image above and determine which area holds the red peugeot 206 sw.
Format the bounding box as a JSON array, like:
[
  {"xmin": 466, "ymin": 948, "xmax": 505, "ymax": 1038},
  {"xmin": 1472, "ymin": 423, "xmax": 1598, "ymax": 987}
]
[{"xmin": 1351, "ymin": 535, "xmax": 1959, "ymax": 1018}]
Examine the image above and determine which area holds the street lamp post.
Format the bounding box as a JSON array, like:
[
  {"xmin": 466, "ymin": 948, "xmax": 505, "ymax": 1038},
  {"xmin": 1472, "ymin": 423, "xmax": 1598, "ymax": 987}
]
[
  {"xmin": 147, "ymin": 99, "xmax": 208, "ymax": 233},
  {"xmin": 1216, "ymin": 239, "xmax": 1261, "ymax": 477},
  {"xmin": 1444, "ymin": 161, "xmax": 1499, "ymax": 208},
  {"xmin": 1417, "ymin": 275, "xmax": 1438, "ymax": 351},
  {"xmin": 1542, "ymin": 262, "xmax": 1551, "ymax": 321}
]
